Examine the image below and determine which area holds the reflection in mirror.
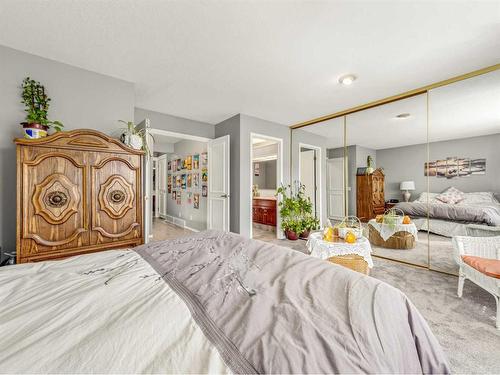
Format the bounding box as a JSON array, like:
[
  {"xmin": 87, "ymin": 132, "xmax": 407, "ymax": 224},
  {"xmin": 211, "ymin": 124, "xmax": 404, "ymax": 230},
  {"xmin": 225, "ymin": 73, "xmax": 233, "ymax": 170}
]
[
  {"xmin": 346, "ymin": 94, "xmax": 429, "ymax": 267},
  {"xmin": 428, "ymin": 69, "xmax": 500, "ymax": 275},
  {"xmin": 291, "ymin": 117, "xmax": 345, "ymax": 228}
]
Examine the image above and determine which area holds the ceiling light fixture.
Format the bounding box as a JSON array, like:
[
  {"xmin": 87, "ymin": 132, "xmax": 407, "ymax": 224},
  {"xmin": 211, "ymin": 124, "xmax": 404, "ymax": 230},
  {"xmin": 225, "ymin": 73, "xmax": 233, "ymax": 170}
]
[
  {"xmin": 338, "ymin": 74, "xmax": 357, "ymax": 86},
  {"xmin": 395, "ymin": 113, "xmax": 411, "ymax": 119}
]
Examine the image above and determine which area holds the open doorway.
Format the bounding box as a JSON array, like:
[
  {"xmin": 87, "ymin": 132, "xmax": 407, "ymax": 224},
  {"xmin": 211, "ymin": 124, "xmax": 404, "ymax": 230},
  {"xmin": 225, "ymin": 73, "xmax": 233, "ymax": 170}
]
[
  {"xmin": 149, "ymin": 129, "xmax": 210, "ymax": 241},
  {"xmin": 299, "ymin": 143, "xmax": 322, "ymax": 226},
  {"xmin": 250, "ymin": 133, "xmax": 283, "ymax": 241}
]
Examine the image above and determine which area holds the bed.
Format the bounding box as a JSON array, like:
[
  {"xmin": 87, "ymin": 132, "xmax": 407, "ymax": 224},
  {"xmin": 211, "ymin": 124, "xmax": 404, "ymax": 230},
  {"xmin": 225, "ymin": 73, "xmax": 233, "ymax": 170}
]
[
  {"xmin": 0, "ymin": 231, "xmax": 449, "ymax": 374},
  {"xmin": 396, "ymin": 191, "xmax": 500, "ymax": 237}
]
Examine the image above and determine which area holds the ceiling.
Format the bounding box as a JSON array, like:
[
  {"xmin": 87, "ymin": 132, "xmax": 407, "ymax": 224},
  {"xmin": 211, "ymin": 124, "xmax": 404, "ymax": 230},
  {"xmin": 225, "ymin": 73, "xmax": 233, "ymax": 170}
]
[
  {"xmin": 0, "ymin": 1, "xmax": 499, "ymax": 126},
  {"xmin": 300, "ymin": 69, "xmax": 500, "ymax": 150}
]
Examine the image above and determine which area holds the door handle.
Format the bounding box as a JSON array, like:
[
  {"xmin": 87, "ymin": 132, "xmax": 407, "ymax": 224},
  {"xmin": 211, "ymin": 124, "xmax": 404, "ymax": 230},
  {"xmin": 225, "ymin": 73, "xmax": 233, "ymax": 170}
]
[{"xmin": 220, "ymin": 194, "xmax": 229, "ymax": 198}]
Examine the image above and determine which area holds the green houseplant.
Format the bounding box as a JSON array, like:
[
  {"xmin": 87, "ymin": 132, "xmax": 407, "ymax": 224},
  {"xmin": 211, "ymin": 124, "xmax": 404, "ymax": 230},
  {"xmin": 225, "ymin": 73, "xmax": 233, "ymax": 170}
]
[
  {"xmin": 20, "ymin": 77, "xmax": 63, "ymax": 139},
  {"xmin": 276, "ymin": 182, "xmax": 319, "ymax": 240}
]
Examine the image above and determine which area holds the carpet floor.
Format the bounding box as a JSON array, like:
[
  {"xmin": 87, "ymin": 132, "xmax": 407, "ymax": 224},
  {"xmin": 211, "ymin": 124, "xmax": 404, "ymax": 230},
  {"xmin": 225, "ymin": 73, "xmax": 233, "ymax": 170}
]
[{"xmin": 265, "ymin": 237, "xmax": 500, "ymax": 374}]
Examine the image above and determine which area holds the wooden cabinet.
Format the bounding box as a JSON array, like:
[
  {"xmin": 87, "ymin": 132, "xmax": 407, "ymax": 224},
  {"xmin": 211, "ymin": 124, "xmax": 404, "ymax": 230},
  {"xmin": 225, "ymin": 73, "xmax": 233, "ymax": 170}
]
[
  {"xmin": 252, "ymin": 198, "xmax": 277, "ymax": 226},
  {"xmin": 356, "ymin": 169, "xmax": 385, "ymax": 222},
  {"xmin": 15, "ymin": 129, "xmax": 144, "ymax": 263}
]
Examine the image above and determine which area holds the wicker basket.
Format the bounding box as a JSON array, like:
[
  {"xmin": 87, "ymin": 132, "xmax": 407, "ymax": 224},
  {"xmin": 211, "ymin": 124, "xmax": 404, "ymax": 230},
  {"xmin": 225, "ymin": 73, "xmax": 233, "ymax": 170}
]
[
  {"xmin": 368, "ymin": 225, "xmax": 415, "ymax": 250},
  {"xmin": 328, "ymin": 254, "xmax": 369, "ymax": 275}
]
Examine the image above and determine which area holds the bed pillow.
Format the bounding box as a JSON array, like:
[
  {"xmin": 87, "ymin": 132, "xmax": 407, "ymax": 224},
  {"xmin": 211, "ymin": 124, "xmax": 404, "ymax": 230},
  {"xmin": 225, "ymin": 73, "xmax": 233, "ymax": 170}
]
[
  {"xmin": 435, "ymin": 187, "xmax": 465, "ymax": 204},
  {"xmin": 461, "ymin": 192, "xmax": 500, "ymax": 205},
  {"xmin": 415, "ymin": 192, "xmax": 442, "ymax": 203}
]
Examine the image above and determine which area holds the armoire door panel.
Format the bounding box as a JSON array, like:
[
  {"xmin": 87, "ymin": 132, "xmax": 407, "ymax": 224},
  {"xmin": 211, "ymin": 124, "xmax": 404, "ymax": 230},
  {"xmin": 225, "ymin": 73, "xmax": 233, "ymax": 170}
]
[
  {"xmin": 20, "ymin": 147, "xmax": 89, "ymax": 256},
  {"xmin": 90, "ymin": 154, "xmax": 142, "ymax": 244}
]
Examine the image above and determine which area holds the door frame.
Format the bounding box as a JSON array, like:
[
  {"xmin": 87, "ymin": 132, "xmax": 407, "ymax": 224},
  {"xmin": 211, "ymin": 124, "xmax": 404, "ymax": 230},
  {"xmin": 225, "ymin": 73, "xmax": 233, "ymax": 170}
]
[
  {"xmin": 298, "ymin": 142, "xmax": 322, "ymax": 228},
  {"xmin": 152, "ymin": 156, "xmax": 159, "ymax": 218},
  {"xmin": 249, "ymin": 133, "xmax": 284, "ymax": 240},
  {"xmin": 140, "ymin": 122, "xmax": 211, "ymax": 241}
]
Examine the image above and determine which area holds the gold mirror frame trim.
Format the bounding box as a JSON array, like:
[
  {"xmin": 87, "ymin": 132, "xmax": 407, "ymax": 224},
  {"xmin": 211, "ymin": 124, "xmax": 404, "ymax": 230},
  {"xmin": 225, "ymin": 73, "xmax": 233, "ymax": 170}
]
[{"xmin": 291, "ymin": 63, "xmax": 500, "ymax": 129}]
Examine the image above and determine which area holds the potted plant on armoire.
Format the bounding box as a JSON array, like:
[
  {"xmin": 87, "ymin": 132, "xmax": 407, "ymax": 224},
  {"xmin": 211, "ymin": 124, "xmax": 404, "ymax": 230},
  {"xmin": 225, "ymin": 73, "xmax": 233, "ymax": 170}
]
[{"xmin": 20, "ymin": 77, "xmax": 64, "ymax": 139}]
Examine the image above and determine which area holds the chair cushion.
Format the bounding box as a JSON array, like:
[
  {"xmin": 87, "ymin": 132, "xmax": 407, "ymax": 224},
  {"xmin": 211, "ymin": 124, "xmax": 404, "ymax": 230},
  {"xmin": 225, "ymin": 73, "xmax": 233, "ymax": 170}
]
[{"xmin": 462, "ymin": 255, "xmax": 500, "ymax": 279}]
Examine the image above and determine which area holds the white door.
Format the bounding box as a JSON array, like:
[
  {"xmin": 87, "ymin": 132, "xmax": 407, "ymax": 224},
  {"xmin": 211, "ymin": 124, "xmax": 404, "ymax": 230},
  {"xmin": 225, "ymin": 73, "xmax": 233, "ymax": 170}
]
[
  {"xmin": 327, "ymin": 157, "xmax": 345, "ymax": 219},
  {"xmin": 207, "ymin": 135, "xmax": 230, "ymax": 231},
  {"xmin": 157, "ymin": 155, "xmax": 167, "ymax": 217},
  {"xmin": 136, "ymin": 118, "xmax": 153, "ymax": 243}
]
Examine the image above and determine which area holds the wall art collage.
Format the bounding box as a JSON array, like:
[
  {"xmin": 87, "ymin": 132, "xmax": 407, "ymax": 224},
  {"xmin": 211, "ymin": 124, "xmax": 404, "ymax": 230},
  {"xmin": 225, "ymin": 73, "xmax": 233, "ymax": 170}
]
[{"xmin": 168, "ymin": 152, "xmax": 208, "ymax": 209}]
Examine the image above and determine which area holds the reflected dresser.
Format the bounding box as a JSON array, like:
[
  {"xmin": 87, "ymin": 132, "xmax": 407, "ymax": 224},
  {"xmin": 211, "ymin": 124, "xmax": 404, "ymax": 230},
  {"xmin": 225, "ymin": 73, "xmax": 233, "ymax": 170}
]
[
  {"xmin": 15, "ymin": 129, "xmax": 144, "ymax": 263},
  {"xmin": 356, "ymin": 168, "xmax": 385, "ymax": 222}
]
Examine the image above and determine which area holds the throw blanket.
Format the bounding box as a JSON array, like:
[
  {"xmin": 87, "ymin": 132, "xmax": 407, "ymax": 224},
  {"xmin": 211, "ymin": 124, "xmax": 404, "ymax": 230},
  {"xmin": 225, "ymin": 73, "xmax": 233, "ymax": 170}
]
[
  {"xmin": 136, "ymin": 231, "xmax": 450, "ymax": 374},
  {"xmin": 396, "ymin": 201, "xmax": 500, "ymax": 226}
]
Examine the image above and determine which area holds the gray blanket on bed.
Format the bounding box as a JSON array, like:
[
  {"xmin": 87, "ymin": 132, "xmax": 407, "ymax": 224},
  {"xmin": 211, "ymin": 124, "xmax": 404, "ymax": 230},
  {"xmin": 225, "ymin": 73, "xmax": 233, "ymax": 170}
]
[
  {"xmin": 396, "ymin": 201, "xmax": 500, "ymax": 226},
  {"xmin": 136, "ymin": 231, "xmax": 449, "ymax": 374}
]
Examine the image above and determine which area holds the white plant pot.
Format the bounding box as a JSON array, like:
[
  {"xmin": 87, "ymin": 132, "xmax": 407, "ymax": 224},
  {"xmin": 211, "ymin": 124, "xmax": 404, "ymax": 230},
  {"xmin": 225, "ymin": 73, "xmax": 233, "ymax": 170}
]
[{"xmin": 122, "ymin": 133, "xmax": 143, "ymax": 150}]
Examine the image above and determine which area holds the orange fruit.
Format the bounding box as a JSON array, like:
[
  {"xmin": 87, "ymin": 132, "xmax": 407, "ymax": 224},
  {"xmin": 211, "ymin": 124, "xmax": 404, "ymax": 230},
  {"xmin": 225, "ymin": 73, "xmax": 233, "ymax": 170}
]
[
  {"xmin": 345, "ymin": 231, "xmax": 356, "ymax": 244},
  {"xmin": 403, "ymin": 215, "xmax": 411, "ymax": 224}
]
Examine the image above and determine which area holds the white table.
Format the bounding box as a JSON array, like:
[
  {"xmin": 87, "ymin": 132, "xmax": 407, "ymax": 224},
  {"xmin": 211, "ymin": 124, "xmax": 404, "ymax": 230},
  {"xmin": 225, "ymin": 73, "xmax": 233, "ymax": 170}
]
[{"xmin": 306, "ymin": 232, "xmax": 374, "ymax": 268}]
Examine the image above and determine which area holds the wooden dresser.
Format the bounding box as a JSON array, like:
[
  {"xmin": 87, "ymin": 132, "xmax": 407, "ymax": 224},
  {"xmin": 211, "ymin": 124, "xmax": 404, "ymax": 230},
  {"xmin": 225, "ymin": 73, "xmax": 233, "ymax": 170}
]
[
  {"xmin": 356, "ymin": 168, "xmax": 385, "ymax": 222},
  {"xmin": 252, "ymin": 197, "xmax": 277, "ymax": 226},
  {"xmin": 15, "ymin": 129, "xmax": 144, "ymax": 263}
]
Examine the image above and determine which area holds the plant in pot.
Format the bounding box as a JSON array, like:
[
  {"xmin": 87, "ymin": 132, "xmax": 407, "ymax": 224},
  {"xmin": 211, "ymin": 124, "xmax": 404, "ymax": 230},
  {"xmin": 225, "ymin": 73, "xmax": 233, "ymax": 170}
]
[
  {"xmin": 118, "ymin": 120, "xmax": 153, "ymax": 155},
  {"xmin": 276, "ymin": 182, "xmax": 318, "ymax": 240},
  {"xmin": 20, "ymin": 77, "xmax": 64, "ymax": 139}
]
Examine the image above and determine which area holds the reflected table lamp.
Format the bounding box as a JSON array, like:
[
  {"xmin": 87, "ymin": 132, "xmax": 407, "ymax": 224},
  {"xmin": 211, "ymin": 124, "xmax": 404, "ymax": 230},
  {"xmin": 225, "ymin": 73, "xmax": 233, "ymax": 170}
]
[{"xmin": 400, "ymin": 181, "xmax": 415, "ymax": 202}]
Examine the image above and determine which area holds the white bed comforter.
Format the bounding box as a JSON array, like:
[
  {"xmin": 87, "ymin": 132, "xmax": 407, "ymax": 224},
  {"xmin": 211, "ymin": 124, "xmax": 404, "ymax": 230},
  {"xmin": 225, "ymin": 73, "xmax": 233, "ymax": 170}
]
[{"xmin": 0, "ymin": 250, "xmax": 230, "ymax": 374}]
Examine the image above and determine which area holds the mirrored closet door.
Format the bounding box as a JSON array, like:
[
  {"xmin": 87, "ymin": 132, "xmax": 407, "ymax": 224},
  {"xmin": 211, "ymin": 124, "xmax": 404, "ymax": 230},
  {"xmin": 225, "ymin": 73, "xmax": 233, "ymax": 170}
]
[
  {"xmin": 345, "ymin": 94, "xmax": 429, "ymax": 268},
  {"xmin": 428, "ymin": 69, "xmax": 500, "ymax": 275}
]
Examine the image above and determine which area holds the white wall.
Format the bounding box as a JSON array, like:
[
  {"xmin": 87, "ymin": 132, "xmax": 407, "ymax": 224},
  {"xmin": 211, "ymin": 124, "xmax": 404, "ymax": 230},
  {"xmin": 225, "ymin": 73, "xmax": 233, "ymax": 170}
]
[{"xmin": 0, "ymin": 45, "xmax": 135, "ymax": 258}]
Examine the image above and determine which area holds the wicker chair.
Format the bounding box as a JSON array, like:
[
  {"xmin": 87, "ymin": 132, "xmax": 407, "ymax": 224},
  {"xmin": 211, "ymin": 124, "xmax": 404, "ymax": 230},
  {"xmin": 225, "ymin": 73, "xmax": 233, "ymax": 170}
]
[{"xmin": 452, "ymin": 236, "xmax": 500, "ymax": 329}]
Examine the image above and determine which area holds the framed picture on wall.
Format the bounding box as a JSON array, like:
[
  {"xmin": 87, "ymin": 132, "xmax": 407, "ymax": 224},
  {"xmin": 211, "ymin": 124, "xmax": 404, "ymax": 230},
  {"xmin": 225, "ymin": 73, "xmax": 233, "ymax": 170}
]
[
  {"xmin": 176, "ymin": 175, "xmax": 182, "ymax": 188},
  {"xmin": 186, "ymin": 155, "xmax": 192, "ymax": 170},
  {"xmin": 471, "ymin": 158, "xmax": 486, "ymax": 174},
  {"xmin": 202, "ymin": 168, "xmax": 208, "ymax": 183},
  {"xmin": 202, "ymin": 185, "xmax": 207, "ymax": 197},
  {"xmin": 168, "ymin": 161, "xmax": 171, "ymax": 171},
  {"xmin": 193, "ymin": 154, "xmax": 199, "ymax": 169},
  {"xmin": 201, "ymin": 152, "xmax": 208, "ymax": 167},
  {"xmin": 194, "ymin": 193, "xmax": 200, "ymax": 209},
  {"xmin": 187, "ymin": 192, "xmax": 192, "ymax": 204},
  {"xmin": 187, "ymin": 173, "xmax": 192, "ymax": 188},
  {"xmin": 172, "ymin": 190, "xmax": 176, "ymax": 200},
  {"xmin": 193, "ymin": 173, "xmax": 199, "ymax": 188},
  {"xmin": 181, "ymin": 174, "xmax": 187, "ymax": 189},
  {"xmin": 177, "ymin": 191, "xmax": 182, "ymax": 205},
  {"xmin": 177, "ymin": 159, "xmax": 182, "ymax": 171}
]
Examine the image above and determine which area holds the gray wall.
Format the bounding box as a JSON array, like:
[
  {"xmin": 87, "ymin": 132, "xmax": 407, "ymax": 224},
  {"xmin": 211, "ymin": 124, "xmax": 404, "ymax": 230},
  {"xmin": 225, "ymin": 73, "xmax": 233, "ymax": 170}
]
[
  {"xmin": 167, "ymin": 140, "xmax": 208, "ymax": 231},
  {"xmin": 216, "ymin": 114, "xmax": 290, "ymax": 237},
  {"xmin": 252, "ymin": 160, "xmax": 277, "ymax": 190},
  {"xmin": 214, "ymin": 115, "xmax": 241, "ymax": 233},
  {"xmin": 135, "ymin": 107, "xmax": 215, "ymax": 139},
  {"xmin": 378, "ymin": 133, "xmax": 500, "ymax": 201},
  {"xmin": 0, "ymin": 45, "xmax": 135, "ymax": 259}
]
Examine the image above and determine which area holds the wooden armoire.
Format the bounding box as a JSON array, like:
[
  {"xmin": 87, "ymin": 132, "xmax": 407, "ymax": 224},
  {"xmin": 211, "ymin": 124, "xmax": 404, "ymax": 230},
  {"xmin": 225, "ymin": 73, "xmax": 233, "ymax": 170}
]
[
  {"xmin": 356, "ymin": 168, "xmax": 385, "ymax": 222},
  {"xmin": 15, "ymin": 129, "xmax": 144, "ymax": 263}
]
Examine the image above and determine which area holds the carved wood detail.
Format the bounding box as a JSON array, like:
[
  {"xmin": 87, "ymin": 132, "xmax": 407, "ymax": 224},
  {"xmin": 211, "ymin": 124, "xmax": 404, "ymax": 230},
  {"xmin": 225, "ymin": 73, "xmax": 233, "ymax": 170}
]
[
  {"xmin": 32, "ymin": 173, "xmax": 81, "ymax": 224},
  {"xmin": 98, "ymin": 174, "xmax": 135, "ymax": 219}
]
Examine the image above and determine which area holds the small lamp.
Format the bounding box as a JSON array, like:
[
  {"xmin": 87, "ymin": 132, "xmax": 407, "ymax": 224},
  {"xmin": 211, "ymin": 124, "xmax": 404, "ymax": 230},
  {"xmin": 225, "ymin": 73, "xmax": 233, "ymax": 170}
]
[{"xmin": 400, "ymin": 181, "xmax": 415, "ymax": 202}]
